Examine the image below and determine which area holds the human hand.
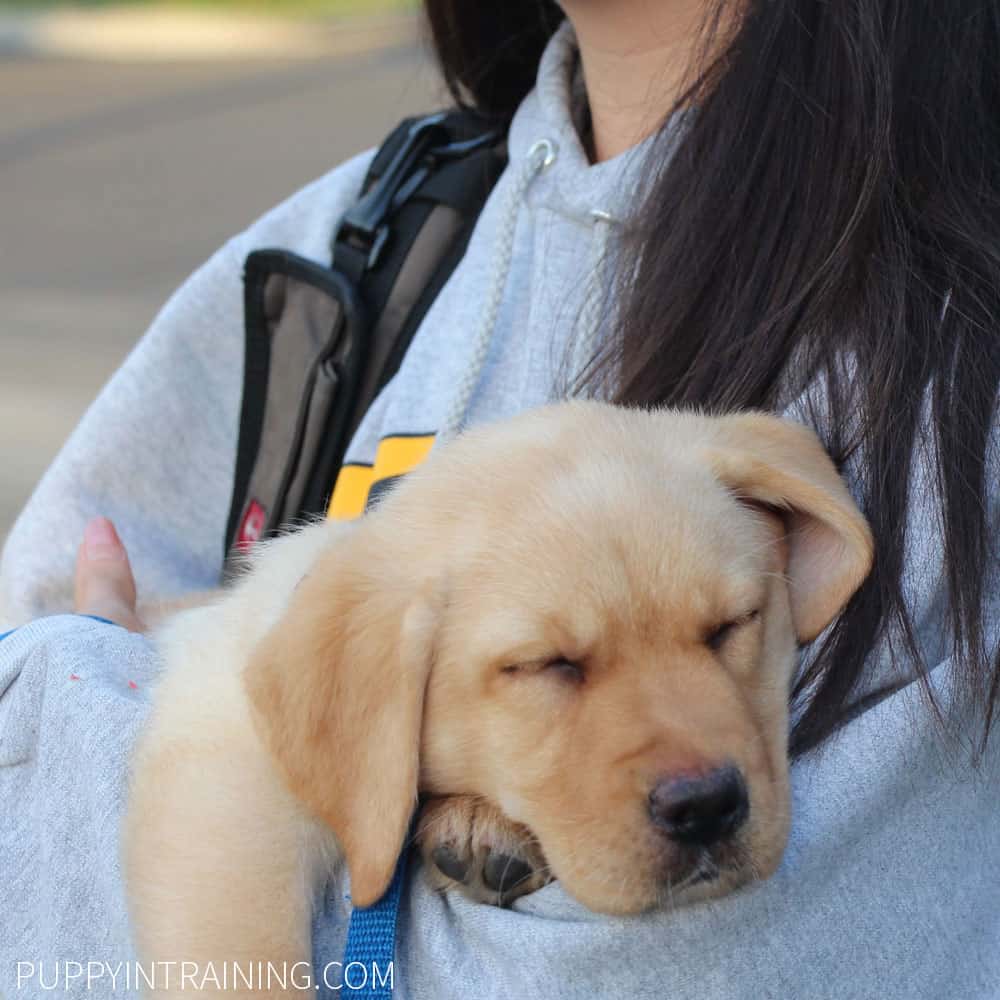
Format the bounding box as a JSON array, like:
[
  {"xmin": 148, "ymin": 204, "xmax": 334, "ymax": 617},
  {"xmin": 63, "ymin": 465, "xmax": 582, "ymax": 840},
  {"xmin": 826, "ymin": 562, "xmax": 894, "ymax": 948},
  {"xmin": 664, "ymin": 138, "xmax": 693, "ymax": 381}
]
[{"xmin": 73, "ymin": 517, "xmax": 146, "ymax": 633}]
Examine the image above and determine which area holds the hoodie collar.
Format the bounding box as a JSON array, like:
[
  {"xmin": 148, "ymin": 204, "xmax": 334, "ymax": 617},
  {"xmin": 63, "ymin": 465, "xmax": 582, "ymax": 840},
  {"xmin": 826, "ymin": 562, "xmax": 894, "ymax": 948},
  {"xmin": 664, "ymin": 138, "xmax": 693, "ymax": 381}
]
[{"xmin": 507, "ymin": 19, "xmax": 667, "ymax": 224}]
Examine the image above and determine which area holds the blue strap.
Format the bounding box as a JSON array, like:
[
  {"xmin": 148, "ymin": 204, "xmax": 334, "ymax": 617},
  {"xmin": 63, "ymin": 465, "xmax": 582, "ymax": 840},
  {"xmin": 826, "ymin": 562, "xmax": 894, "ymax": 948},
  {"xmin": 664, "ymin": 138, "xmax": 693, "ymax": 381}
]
[{"xmin": 340, "ymin": 851, "xmax": 408, "ymax": 996}]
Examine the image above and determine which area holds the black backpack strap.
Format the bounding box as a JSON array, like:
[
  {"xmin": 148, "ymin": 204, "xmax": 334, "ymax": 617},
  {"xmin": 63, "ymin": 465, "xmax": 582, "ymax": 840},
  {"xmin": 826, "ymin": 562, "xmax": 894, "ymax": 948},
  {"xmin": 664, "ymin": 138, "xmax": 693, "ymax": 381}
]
[
  {"xmin": 223, "ymin": 110, "xmax": 507, "ymax": 565},
  {"xmin": 330, "ymin": 110, "xmax": 507, "ymax": 465}
]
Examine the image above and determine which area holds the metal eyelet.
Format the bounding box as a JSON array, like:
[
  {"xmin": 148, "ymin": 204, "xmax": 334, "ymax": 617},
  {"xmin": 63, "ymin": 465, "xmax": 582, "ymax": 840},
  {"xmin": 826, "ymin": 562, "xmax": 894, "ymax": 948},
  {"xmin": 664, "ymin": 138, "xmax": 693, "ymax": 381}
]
[{"xmin": 527, "ymin": 138, "xmax": 558, "ymax": 170}]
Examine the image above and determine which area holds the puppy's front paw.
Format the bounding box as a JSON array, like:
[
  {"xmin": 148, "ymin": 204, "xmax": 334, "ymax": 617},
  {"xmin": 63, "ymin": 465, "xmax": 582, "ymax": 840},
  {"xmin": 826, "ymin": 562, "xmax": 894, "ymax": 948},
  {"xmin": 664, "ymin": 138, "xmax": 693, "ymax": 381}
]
[{"xmin": 417, "ymin": 796, "xmax": 550, "ymax": 906}]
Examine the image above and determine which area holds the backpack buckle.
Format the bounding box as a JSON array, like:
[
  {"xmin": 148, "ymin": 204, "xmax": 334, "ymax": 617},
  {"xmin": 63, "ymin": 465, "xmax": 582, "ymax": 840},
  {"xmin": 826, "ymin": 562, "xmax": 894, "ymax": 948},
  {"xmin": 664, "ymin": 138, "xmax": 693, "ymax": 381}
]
[
  {"xmin": 335, "ymin": 113, "xmax": 451, "ymax": 272},
  {"xmin": 335, "ymin": 114, "xmax": 503, "ymax": 274}
]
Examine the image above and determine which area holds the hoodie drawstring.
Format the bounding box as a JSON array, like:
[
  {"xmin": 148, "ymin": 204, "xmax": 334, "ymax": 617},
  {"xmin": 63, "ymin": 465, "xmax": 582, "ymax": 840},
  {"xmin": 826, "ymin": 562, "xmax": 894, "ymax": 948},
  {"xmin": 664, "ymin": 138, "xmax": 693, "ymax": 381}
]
[
  {"xmin": 437, "ymin": 139, "xmax": 557, "ymax": 442},
  {"xmin": 571, "ymin": 208, "xmax": 615, "ymax": 390}
]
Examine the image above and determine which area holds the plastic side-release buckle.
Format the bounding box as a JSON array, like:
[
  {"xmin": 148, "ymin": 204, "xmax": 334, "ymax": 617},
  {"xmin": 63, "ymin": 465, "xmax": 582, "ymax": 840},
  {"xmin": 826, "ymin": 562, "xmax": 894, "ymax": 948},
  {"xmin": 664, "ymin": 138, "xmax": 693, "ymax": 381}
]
[
  {"xmin": 335, "ymin": 113, "xmax": 451, "ymax": 272},
  {"xmin": 334, "ymin": 113, "xmax": 504, "ymax": 274}
]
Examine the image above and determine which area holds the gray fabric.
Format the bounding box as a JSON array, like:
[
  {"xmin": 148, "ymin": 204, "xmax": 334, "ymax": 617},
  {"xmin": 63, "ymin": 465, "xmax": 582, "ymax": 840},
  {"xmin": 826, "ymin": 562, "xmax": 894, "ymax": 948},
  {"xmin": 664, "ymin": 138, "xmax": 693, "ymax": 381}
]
[
  {"xmin": 280, "ymin": 356, "xmax": 341, "ymax": 526},
  {"xmin": 357, "ymin": 202, "xmax": 466, "ymax": 423},
  {"xmin": 251, "ymin": 270, "xmax": 346, "ymax": 529},
  {"xmin": 0, "ymin": 618, "xmax": 154, "ymax": 987},
  {"xmin": 2, "ymin": 19, "xmax": 999, "ymax": 1000}
]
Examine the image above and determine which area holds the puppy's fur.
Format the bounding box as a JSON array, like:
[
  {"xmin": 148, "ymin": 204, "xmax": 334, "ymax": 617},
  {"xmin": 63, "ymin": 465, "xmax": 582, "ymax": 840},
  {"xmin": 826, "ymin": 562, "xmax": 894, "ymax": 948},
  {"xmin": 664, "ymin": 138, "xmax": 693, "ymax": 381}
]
[{"xmin": 124, "ymin": 403, "xmax": 872, "ymax": 997}]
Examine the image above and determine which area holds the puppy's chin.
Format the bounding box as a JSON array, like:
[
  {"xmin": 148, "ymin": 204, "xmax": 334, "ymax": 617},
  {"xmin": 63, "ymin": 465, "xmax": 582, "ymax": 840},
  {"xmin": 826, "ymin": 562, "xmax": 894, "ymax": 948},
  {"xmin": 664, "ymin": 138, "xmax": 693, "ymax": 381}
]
[
  {"xmin": 658, "ymin": 835, "xmax": 787, "ymax": 908},
  {"xmin": 543, "ymin": 820, "xmax": 790, "ymax": 917},
  {"xmin": 554, "ymin": 856, "xmax": 770, "ymax": 917}
]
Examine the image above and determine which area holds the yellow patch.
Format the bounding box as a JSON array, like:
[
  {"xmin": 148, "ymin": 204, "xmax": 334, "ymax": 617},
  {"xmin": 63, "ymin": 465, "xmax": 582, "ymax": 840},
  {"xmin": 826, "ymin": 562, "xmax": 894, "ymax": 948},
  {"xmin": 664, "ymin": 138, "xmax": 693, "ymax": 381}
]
[{"xmin": 327, "ymin": 434, "xmax": 435, "ymax": 520}]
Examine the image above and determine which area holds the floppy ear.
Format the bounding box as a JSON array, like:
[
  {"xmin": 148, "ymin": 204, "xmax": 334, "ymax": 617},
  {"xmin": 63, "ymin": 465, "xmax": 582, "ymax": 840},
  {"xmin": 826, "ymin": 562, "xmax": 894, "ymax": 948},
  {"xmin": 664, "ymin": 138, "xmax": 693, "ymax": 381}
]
[
  {"xmin": 243, "ymin": 532, "xmax": 438, "ymax": 907},
  {"xmin": 703, "ymin": 412, "xmax": 874, "ymax": 642}
]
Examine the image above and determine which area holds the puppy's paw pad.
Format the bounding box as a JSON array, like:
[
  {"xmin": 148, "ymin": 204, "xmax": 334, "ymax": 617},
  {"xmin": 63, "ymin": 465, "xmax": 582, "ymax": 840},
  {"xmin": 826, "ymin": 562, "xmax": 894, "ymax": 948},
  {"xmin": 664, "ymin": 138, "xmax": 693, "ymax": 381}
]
[
  {"xmin": 482, "ymin": 853, "xmax": 535, "ymax": 894},
  {"xmin": 416, "ymin": 796, "xmax": 550, "ymax": 906},
  {"xmin": 430, "ymin": 844, "xmax": 471, "ymax": 883}
]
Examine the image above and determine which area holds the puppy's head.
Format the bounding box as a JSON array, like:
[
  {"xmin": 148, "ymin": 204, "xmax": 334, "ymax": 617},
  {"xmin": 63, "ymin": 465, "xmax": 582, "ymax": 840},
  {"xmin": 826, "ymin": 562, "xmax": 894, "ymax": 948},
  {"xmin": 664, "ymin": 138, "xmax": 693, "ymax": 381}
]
[{"xmin": 245, "ymin": 403, "xmax": 873, "ymax": 913}]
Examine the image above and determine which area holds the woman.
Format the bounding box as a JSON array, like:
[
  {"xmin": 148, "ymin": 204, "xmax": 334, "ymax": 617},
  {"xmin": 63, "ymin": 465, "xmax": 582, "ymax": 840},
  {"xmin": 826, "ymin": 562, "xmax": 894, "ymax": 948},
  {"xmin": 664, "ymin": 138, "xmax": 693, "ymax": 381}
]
[{"xmin": 2, "ymin": 1, "xmax": 998, "ymax": 996}]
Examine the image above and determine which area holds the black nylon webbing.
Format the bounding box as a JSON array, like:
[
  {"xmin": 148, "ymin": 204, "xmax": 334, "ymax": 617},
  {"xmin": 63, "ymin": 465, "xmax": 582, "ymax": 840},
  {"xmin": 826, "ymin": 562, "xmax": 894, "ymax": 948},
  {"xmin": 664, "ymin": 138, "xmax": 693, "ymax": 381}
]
[{"xmin": 328, "ymin": 111, "xmax": 507, "ymax": 463}]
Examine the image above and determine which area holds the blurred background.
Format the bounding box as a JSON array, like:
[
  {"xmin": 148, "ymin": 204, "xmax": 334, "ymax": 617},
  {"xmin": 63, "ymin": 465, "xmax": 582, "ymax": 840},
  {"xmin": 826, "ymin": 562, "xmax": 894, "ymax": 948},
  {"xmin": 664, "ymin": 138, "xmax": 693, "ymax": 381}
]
[{"xmin": 0, "ymin": 0, "xmax": 440, "ymax": 546}]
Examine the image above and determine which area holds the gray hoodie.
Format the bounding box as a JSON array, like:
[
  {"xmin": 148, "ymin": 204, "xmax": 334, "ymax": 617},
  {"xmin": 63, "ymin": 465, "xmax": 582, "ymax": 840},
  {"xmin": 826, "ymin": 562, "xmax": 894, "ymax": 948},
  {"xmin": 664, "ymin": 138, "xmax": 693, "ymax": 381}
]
[{"xmin": 1, "ymin": 21, "xmax": 998, "ymax": 1000}]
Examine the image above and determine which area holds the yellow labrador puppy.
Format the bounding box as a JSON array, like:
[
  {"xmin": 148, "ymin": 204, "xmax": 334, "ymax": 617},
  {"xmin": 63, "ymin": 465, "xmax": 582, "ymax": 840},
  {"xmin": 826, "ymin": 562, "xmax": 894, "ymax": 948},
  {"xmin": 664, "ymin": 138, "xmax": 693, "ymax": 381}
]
[{"xmin": 123, "ymin": 402, "xmax": 872, "ymax": 996}]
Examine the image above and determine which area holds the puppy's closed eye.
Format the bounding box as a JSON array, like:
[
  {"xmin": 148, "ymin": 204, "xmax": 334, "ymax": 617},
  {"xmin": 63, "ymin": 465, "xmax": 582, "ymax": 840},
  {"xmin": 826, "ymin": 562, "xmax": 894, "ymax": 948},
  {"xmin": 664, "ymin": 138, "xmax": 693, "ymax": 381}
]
[
  {"xmin": 705, "ymin": 610, "xmax": 761, "ymax": 652},
  {"xmin": 501, "ymin": 658, "xmax": 585, "ymax": 684}
]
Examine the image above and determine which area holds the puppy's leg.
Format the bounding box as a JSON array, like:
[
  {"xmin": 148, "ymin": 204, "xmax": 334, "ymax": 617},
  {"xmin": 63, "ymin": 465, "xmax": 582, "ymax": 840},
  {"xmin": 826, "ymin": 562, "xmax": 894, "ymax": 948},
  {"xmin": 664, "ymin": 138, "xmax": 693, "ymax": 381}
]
[
  {"xmin": 417, "ymin": 796, "xmax": 550, "ymax": 907},
  {"xmin": 125, "ymin": 746, "xmax": 323, "ymax": 996},
  {"xmin": 136, "ymin": 588, "xmax": 225, "ymax": 629},
  {"xmin": 124, "ymin": 623, "xmax": 328, "ymax": 998}
]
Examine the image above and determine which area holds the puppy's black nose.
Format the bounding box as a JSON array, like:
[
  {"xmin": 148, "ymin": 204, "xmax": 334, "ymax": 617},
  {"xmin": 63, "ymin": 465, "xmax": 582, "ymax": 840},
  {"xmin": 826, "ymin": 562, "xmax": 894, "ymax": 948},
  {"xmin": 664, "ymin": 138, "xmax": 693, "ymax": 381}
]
[{"xmin": 649, "ymin": 766, "xmax": 749, "ymax": 846}]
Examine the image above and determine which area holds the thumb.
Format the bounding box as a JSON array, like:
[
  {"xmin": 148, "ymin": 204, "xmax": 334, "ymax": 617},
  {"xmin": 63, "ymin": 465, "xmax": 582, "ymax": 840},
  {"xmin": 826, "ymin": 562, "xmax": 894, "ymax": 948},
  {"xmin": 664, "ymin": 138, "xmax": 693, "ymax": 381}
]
[{"xmin": 74, "ymin": 517, "xmax": 145, "ymax": 633}]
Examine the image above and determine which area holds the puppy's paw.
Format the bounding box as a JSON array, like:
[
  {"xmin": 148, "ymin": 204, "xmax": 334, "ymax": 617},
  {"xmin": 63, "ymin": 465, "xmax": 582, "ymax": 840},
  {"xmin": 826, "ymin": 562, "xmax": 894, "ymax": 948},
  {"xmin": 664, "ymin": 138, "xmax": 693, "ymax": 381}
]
[{"xmin": 417, "ymin": 796, "xmax": 550, "ymax": 907}]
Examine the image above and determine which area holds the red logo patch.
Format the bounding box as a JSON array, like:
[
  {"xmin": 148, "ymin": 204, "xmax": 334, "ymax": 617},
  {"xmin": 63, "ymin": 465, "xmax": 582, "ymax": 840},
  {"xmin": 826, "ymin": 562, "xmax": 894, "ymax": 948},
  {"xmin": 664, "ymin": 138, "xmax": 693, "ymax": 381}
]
[{"xmin": 237, "ymin": 499, "xmax": 267, "ymax": 550}]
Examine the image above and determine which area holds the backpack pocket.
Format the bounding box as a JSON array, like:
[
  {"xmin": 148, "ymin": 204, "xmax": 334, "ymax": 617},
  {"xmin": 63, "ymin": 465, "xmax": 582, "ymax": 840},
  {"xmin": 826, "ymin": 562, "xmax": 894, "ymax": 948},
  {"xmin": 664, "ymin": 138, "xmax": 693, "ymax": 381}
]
[{"xmin": 224, "ymin": 250, "xmax": 368, "ymax": 576}]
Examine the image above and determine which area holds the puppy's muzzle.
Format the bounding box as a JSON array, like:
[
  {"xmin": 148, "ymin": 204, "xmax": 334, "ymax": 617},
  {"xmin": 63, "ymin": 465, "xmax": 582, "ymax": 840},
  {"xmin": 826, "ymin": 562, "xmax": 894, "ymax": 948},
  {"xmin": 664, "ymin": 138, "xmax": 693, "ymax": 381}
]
[{"xmin": 648, "ymin": 764, "xmax": 749, "ymax": 848}]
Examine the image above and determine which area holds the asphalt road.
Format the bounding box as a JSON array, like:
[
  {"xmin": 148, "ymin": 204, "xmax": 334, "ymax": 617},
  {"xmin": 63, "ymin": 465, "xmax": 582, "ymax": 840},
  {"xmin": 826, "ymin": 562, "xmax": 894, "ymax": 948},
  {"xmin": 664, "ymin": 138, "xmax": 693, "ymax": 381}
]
[{"xmin": 0, "ymin": 41, "xmax": 440, "ymax": 543}]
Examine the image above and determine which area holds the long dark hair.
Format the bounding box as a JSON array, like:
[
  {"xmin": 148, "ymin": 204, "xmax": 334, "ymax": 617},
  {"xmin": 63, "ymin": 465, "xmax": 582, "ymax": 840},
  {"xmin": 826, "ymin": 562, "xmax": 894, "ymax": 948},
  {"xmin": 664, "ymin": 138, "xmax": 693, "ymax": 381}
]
[{"xmin": 423, "ymin": 0, "xmax": 1000, "ymax": 757}]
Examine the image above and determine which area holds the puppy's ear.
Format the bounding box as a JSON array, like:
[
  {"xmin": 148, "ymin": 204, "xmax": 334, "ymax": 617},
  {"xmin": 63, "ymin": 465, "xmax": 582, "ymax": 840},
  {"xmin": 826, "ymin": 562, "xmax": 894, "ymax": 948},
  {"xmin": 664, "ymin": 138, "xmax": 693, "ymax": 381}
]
[
  {"xmin": 704, "ymin": 412, "xmax": 874, "ymax": 641},
  {"xmin": 243, "ymin": 533, "xmax": 438, "ymax": 907}
]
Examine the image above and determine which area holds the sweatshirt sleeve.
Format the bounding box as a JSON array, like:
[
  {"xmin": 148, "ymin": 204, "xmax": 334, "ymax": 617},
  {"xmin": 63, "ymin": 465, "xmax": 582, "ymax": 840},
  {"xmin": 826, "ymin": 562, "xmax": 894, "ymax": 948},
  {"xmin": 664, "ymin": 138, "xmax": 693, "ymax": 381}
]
[
  {"xmin": 0, "ymin": 615, "xmax": 157, "ymax": 986},
  {"xmin": 0, "ymin": 149, "xmax": 376, "ymax": 627}
]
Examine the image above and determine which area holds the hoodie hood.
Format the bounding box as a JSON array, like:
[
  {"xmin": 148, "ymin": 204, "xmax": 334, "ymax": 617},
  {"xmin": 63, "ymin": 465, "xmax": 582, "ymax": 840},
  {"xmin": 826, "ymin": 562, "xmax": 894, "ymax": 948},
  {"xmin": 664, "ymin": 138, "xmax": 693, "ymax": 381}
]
[
  {"xmin": 433, "ymin": 20, "xmax": 683, "ymax": 438},
  {"xmin": 508, "ymin": 19, "xmax": 667, "ymax": 226}
]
